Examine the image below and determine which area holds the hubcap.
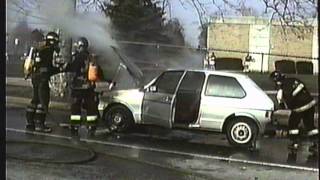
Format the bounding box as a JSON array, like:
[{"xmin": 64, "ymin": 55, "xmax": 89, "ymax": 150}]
[
  {"xmin": 112, "ymin": 113, "xmax": 123, "ymax": 125},
  {"xmin": 230, "ymin": 122, "xmax": 252, "ymax": 144}
]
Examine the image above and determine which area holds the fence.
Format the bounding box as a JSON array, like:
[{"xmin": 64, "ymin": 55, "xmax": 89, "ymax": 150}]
[
  {"xmin": 206, "ymin": 48, "xmax": 319, "ymax": 74},
  {"xmin": 7, "ymin": 30, "xmax": 318, "ymax": 74},
  {"xmin": 115, "ymin": 41, "xmax": 319, "ymax": 75},
  {"xmin": 6, "ymin": 36, "xmax": 319, "ymax": 93}
]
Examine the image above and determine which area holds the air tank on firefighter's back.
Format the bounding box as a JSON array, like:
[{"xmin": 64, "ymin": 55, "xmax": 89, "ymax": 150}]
[{"xmin": 49, "ymin": 29, "xmax": 72, "ymax": 97}]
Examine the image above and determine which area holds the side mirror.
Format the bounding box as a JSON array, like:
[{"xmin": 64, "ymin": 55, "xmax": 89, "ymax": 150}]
[{"xmin": 149, "ymin": 85, "xmax": 157, "ymax": 92}]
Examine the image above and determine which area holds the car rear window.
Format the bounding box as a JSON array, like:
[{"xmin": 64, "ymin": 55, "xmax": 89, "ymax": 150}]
[{"xmin": 205, "ymin": 75, "xmax": 246, "ymax": 98}]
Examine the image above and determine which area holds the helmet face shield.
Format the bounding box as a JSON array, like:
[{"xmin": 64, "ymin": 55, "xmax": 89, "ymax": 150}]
[
  {"xmin": 75, "ymin": 37, "xmax": 89, "ymax": 51},
  {"xmin": 270, "ymin": 71, "xmax": 284, "ymax": 82},
  {"xmin": 77, "ymin": 40, "xmax": 84, "ymax": 47},
  {"xmin": 45, "ymin": 32, "xmax": 59, "ymax": 45},
  {"xmin": 48, "ymin": 39, "xmax": 56, "ymax": 45}
]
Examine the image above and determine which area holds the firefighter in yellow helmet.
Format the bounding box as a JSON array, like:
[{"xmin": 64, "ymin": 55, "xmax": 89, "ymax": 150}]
[{"xmin": 64, "ymin": 37, "xmax": 103, "ymax": 137}]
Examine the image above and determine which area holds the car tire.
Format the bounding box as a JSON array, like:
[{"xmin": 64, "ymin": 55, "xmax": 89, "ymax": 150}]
[
  {"xmin": 104, "ymin": 105, "xmax": 134, "ymax": 133},
  {"xmin": 226, "ymin": 117, "xmax": 258, "ymax": 147}
]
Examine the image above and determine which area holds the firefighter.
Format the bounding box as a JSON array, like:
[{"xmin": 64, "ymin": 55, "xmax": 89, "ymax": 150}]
[
  {"xmin": 25, "ymin": 31, "xmax": 61, "ymax": 133},
  {"xmin": 270, "ymin": 71, "xmax": 318, "ymax": 157},
  {"xmin": 64, "ymin": 37, "xmax": 101, "ymax": 137}
]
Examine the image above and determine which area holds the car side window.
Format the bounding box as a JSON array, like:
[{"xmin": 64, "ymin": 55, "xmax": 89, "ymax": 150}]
[
  {"xmin": 154, "ymin": 71, "xmax": 184, "ymax": 94},
  {"xmin": 205, "ymin": 75, "xmax": 246, "ymax": 98},
  {"xmin": 178, "ymin": 71, "xmax": 205, "ymax": 91}
]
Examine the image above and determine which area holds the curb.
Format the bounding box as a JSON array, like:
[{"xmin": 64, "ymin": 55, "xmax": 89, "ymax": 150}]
[{"xmin": 6, "ymin": 96, "xmax": 70, "ymax": 111}]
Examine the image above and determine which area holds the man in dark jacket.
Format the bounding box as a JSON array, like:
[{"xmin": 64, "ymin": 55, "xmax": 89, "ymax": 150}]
[
  {"xmin": 270, "ymin": 71, "xmax": 318, "ymax": 157},
  {"xmin": 25, "ymin": 31, "xmax": 61, "ymax": 133}
]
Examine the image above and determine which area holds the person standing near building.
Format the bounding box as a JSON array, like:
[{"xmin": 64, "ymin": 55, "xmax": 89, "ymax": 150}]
[
  {"xmin": 64, "ymin": 37, "xmax": 102, "ymax": 137},
  {"xmin": 204, "ymin": 52, "xmax": 216, "ymax": 70},
  {"xmin": 25, "ymin": 31, "xmax": 61, "ymax": 133},
  {"xmin": 208, "ymin": 52, "xmax": 216, "ymax": 70},
  {"xmin": 269, "ymin": 71, "xmax": 318, "ymax": 157},
  {"xmin": 243, "ymin": 53, "xmax": 253, "ymax": 73}
]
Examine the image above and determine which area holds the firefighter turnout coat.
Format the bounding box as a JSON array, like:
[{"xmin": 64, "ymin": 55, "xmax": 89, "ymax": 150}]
[{"xmin": 66, "ymin": 50, "xmax": 101, "ymax": 127}]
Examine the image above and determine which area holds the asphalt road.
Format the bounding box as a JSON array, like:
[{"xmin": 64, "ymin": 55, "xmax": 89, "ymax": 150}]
[{"xmin": 5, "ymin": 106, "xmax": 319, "ymax": 180}]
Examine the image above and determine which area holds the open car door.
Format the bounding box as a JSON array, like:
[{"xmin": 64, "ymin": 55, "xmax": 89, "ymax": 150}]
[{"xmin": 142, "ymin": 71, "xmax": 184, "ymax": 128}]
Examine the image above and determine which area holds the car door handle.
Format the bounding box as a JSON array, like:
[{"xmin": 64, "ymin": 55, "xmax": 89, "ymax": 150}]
[{"xmin": 164, "ymin": 96, "xmax": 171, "ymax": 102}]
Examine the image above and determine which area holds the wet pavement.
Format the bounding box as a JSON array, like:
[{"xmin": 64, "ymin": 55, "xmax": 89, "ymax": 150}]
[
  {"xmin": 7, "ymin": 140, "xmax": 205, "ymax": 180},
  {"xmin": 6, "ymin": 106, "xmax": 319, "ymax": 179}
]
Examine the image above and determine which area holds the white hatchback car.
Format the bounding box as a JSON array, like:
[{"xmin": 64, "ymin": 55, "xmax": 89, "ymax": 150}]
[{"xmin": 98, "ymin": 69, "xmax": 274, "ymax": 147}]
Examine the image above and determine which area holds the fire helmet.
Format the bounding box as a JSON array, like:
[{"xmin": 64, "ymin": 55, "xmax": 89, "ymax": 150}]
[
  {"xmin": 45, "ymin": 32, "xmax": 59, "ymax": 45},
  {"xmin": 76, "ymin": 37, "xmax": 89, "ymax": 50},
  {"xmin": 269, "ymin": 70, "xmax": 285, "ymax": 82}
]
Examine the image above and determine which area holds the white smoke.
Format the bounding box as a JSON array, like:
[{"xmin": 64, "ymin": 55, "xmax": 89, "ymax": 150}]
[
  {"xmin": 36, "ymin": 0, "xmax": 117, "ymax": 51},
  {"xmin": 27, "ymin": 0, "xmax": 139, "ymax": 89}
]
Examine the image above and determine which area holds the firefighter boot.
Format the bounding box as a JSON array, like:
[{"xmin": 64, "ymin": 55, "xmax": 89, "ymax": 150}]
[
  {"xmin": 307, "ymin": 136, "xmax": 318, "ymax": 164},
  {"xmin": 287, "ymin": 151, "xmax": 297, "ymax": 163},
  {"xmin": 307, "ymin": 129, "xmax": 319, "ymax": 157},
  {"xmin": 34, "ymin": 110, "xmax": 52, "ymax": 133},
  {"xmin": 70, "ymin": 125, "xmax": 80, "ymax": 144},
  {"xmin": 288, "ymin": 129, "xmax": 299, "ymax": 153},
  {"xmin": 25, "ymin": 106, "xmax": 35, "ymax": 131},
  {"xmin": 287, "ymin": 141, "xmax": 299, "ymax": 163},
  {"xmin": 308, "ymin": 142, "xmax": 318, "ymax": 157},
  {"xmin": 70, "ymin": 125, "xmax": 79, "ymax": 137},
  {"xmin": 87, "ymin": 125, "xmax": 96, "ymax": 137}
]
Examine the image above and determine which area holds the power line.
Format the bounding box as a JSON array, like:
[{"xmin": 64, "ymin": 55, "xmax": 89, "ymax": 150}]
[
  {"xmin": 117, "ymin": 40, "xmax": 318, "ymax": 60},
  {"xmin": 7, "ymin": 1, "xmax": 28, "ymax": 22},
  {"xmin": 22, "ymin": 0, "xmax": 41, "ymax": 10},
  {"xmin": 7, "ymin": 6, "xmax": 48, "ymax": 21},
  {"xmin": 8, "ymin": 0, "xmax": 27, "ymax": 13},
  {"xmin": 7, "ymin": 20, "xmax": 50, "ymax": 25}
]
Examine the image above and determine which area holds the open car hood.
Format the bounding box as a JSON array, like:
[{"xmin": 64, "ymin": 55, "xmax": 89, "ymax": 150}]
[{"xmin": 111, "ymin": 46, "xmax": 144, "ymax": 86}]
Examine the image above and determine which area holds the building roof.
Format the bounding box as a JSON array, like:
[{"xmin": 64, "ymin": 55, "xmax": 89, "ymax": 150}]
[{"xmin": 209, "ymin": 16, "xmax": 318, "ymax": 27}]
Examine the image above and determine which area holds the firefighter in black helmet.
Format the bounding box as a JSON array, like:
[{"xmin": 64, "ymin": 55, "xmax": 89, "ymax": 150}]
[
  {"xmin": 25, "ymin": 31, "xmax": 61, "ymax": 133},
  {"xmin": 64, "ymin": 37, "xmax": 101, "ymax": 137},
  {"xmin": 270, "ymin": 70, "xmax": 318, "ymax": 157}
]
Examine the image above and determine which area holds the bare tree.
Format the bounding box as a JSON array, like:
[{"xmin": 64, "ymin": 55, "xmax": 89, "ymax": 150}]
[
  {"xmin": 10, "ymin": 0, "xmax": 317, "ymax": 39},
  {"xmin": 171, "ymin": 0, "xmax": 317, "ymax": 36},
  {"xmin": 261, "ymin": 0, "xmax": 317, "ymax": 36}
]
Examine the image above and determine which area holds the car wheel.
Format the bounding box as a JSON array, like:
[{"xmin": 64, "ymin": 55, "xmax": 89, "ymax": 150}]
[
  {"xmin": 226, "ymin": 117, "xmax": 258, "ymax": 147},
  {"xmin": 104, "ymin": 105, "xmax": 133, "ymax": 133}
]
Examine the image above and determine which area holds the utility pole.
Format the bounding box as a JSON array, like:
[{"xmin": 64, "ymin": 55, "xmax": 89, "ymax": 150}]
[
  {"xmin": 65, "ymin": 0, "xmax": 77, "ymax": 62},
  {"xmin": 54, "ymin": 0, "xmax": 77, "ymax": 97},
  {"xmin": 69, "ymin": 0, "xmax": 77, "ymax": 60}
]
